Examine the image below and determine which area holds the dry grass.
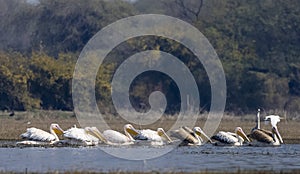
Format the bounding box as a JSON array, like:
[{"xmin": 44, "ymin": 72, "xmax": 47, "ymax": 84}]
[
  {"xmin": 0, "ymin": 110, "xmax": 77, "ymax": 140},
  {"xmin": 0, "ymin": 110, "xmax": 299, "ymax": 142}
]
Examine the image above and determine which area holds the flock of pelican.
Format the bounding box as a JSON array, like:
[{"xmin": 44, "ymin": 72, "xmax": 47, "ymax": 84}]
[{"xmin": 16, "ymin": 109, "xmax": 284, "ymax": 147}]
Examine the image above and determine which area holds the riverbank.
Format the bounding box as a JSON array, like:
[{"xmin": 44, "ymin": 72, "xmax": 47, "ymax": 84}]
[{"xmin": 0, "ymin": 110, "xmax": 299, "ymax": 143}]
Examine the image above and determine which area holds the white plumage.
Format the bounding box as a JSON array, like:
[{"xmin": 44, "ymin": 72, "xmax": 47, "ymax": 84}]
[
  {"xmin": 212, "ymin": 131, "xmax": 239, "ymax": 144},
  {"xmin": 21, "ymin": 128, "xmax": 56, "ymax": 142},
  {"xmin": 125, "ymin": 124, "xmax": 172, "ymax": 145},
  {"xmin": 62, "ymin": 125, "xmax": 99, "ymax": 146},
  {"xmin": 103, "ymin": 130, "xmax": 132, "ymax": 144},
  {"xmin": 265, "ymin": 115, "xmax": 281, "ymax": 127},
  {"xmin": 135, "ymin": 129, "xmax": 162, "ymax": 141},
  {"xmin": 84, "ymin": 125, "xmax": 134, "ymax": 146},
  {"xmin": 212, "ymin": 127, "xmax": 250, "ymax": 146},
  {"xmin": 17, "ymin": 123, "xmax": 64, "ymax": 145}
]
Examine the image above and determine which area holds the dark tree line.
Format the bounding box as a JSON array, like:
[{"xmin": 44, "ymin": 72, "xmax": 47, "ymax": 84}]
[{"xmin": 1, "ymin": 0, "xmax": 300, "ymax": 116}]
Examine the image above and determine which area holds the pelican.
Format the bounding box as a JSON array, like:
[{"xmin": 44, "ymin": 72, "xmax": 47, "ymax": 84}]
[
  {"xmin": 61, "ymin": 125, "xmax": 100, "ymax": 146},
  {"xmin": 171, "ymin": 126, "xmax": 212, "ymax": 146},
  {"xmin": 249, "ymin": 115, "xmax": 283, "ymax": 146},
  {"xmin": 17, "ymin": 123, "xmax": 64, "ymax": 145},
  {"xmin": 125, "ymin": 124, "xmax": 173, "ymax": 146},
  {"xmin": 250, "ymin": 109, "xmax": 272, "ymax": 137},
  {"xmin": 211, "ymin": 127, "xmax": 250, "ymax": 146},
  {"xmin": 84, "ymin": 125, "xmax": 135, "ymax": 146}
]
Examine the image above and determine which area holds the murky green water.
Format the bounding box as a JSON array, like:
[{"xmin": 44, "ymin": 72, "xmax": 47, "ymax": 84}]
[{"xmin": 0, "ymin": 144, "xmax": 299, "ymax": 173}]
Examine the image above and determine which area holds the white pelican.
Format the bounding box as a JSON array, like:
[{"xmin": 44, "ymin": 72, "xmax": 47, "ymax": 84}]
[
  {"xmin": 171, "ymin": 126, "xmax": 212, "ymax": 146},
  {"xmin": 125, "ymin": 124, "xmax": 173, "ymax": 146},
  {"xmin": 17, "ymin": 123, "xmax": 64, "ymax": 145},
  {"xmin": 211, "ymin": 127, "xmax": 250, "ymax": 146},
  {"xmin": 62, "ymin": 125, "xmax": 100, "ymax": 146},
  {"xmin": 249, "ymin": 115, "xmax": 283, "ymax": 146},
  {"xmin": 84, "ymin": 125, "xmax": 135, "ymax": 146}
]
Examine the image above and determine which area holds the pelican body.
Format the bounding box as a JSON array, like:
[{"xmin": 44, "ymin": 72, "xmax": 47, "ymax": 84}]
[
  {"xmin": 125, "ymin": 124, "xmax": 173, "ymax": 146},
  {"xmin": 62, "ymin": 125, "xmax": 99, "ymax": 146},
  {"xmin": 85, "ymin": 125, "xmax": 135, "ymax": 146},
  {"xmin": 212, "ymin": 127, "xmax": 250, "ymax": 146},
  {"xmin": 17, "ymin": 123, "xmax": 64, "ymax": 145},
  {"xmin": 171, "ymin": 126, "xmax": 212, "ymax": 146}
]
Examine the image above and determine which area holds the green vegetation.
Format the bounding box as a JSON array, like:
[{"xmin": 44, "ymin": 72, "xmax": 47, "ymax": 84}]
[{"xmin": 0, "ymin": 0, "xmax": 300, "ymax": 115}]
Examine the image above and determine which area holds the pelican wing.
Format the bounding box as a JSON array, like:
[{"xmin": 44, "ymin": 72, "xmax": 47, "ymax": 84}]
[
  {"xmin": 171, "ymin": 127, "xmax": 199, "ymax": 145},
  {"xmin": 103, "ymin": 130, "xmax": 130, "ymax": 144},
  {"xmin": 249, "ymin": 129, "xmax": 274, "ymax": 143},
  {"xmin": 182, "ymin": 126, "xmax": 194, "ymax": 134},
  {"xmin": 182, "ymin": 126, "xmax": 198, "ymax": 139},
  {"xmin": 258, "ymin": 129, "xmax": 273, "ymax": 137},
  {"xmin": 225, "ymin": 132, "xmax": 237, "ymax": 137},
  {"xmin": 64, "ymin": 127, "xmax": 98, "ymax": 142},
  {"xmin": 20, "ymin": 127, "xmax": 56, "ymax": 142},
  {"xmin": 212, "ymin": 131, "xmax": 238, "ymax": 144},
  {"xmin": 135, "ymin": 129, "xmax": 161, "ymax": 141}
]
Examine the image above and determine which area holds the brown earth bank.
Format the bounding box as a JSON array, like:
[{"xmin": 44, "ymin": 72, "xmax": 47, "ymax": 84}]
[{"xmin": 0, "ymin": 110, "xmax": 299, "ymax": 143}]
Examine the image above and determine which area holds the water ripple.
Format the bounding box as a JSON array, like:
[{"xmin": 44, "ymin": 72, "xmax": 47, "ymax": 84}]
[{"xmin": 0, "ymin": 144, "xmax": 299, "ymax": 173}]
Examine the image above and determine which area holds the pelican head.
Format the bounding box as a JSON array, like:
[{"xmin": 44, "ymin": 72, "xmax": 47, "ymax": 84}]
[
  {"xmin": 85, "ymin": 127, "xmax": 107, "ymax": 143},
  {"xmin": 50, "ymin": 123, "xmax": 64, "ymax": 136},
  {"xmin": 235, "ymin": 127, "xmax": 250, "ymax": 142},
  {"xmin": 193, "ymin": 127, "xmax": 213, "ymax": 143},
  {"xmin": 124, "ymin": 124, "xmax": 139, "ymax": 137},
  {"xmin": 157, "ymin": 128, "xmax": 173, "ymax": 142}
]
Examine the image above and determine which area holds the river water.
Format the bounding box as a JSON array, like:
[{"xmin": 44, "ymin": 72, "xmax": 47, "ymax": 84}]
[{"xmin": 0, "ymin": 144, "xmax": 299, "ymax": 173}]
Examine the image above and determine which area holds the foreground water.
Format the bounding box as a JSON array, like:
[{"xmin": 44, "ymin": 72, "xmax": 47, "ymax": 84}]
[{"xmin": 0, "ymin": 144, "xmax": 299, "ymax": 173}]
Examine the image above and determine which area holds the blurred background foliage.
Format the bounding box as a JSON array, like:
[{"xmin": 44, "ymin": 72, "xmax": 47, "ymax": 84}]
[{"xmin": 0, "ymin": 0, "xmax": 300, "ymax": 116}]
